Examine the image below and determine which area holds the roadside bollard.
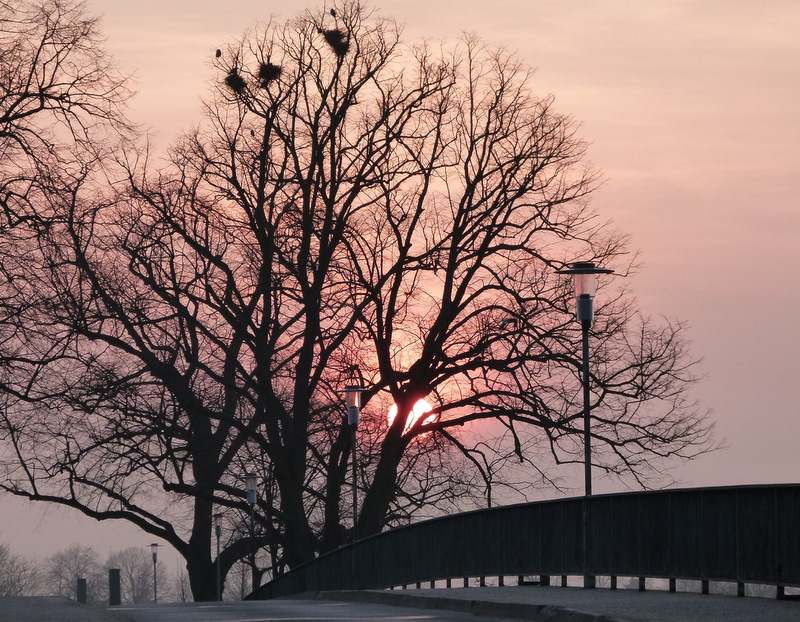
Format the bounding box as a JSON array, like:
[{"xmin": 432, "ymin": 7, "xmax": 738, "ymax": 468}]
[{"xmin": 77, "ymin": 578, "xmax": 87, "ymax": 604}]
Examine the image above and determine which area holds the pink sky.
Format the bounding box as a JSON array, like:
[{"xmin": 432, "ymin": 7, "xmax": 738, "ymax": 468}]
[{"xmin": 4, "ymin": 0, "xmax": 799, "ymax": 567}]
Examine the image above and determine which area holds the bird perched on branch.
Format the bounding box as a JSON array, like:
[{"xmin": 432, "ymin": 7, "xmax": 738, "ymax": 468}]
[{"xmin": 215, "ymin": 49, "xmax": 222, "ymax": 58}]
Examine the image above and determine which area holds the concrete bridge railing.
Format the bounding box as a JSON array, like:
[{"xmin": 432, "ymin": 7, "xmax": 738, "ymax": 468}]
[{"xmin": 250, "ymin": 484, "xmax": 800, "ymax": 599}]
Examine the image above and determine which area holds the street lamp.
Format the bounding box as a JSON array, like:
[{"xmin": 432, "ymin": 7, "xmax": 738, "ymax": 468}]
[
  {"xmin": 242, "ymin": 473, "xmax": 260, "ymax": 591},
  {"xmin": 214, "ymin": 513, "xmax": 223, "ymax": 601},
  {"xmin": 557, "ymin": 261, "xmax": 613, "ymax": 496},
  {"xmin": 149, "ymin": 543, "xmax": 159, "ymax": 603},
  {"xmin": 343, "ymin": 377, "xmax": 366, "ymax": 541},
  {"xmin": 557, "ymin": 260, "xmax": 613, "ymax": 589}
]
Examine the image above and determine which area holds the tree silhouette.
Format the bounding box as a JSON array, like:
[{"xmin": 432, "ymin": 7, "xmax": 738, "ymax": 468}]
[
  {"xmin": 0, "ymin": 542, "xmax": 39, "ymax": 596},
  {"xmin": 0, "ymin": 0, "xmax": 132, "ymax": 229},
  {"xmin": 45, "ymin": 545, "xmax": 106, "ymax": 605},
  {"xmin": 0, "ymin": 0, "xmax": 715, "ymax": 601}
]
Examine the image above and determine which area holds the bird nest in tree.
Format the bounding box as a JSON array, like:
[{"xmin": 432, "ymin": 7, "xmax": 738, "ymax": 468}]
[
  {"xmin": 258, "ymin": 62, "xmax": 282, "ymax": 87},
  {"xmin": 225, "ymin": 68, "xmax": 246, "ymax": 94},
  {"xmin": 321, "ymin": 28, "xmax": 350, "ymax": 56}
]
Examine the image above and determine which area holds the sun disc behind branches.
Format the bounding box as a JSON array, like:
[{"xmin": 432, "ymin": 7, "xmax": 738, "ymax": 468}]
[{"xmin": 387, "ymin": 399, "xmax": 435, "ymax": 436}]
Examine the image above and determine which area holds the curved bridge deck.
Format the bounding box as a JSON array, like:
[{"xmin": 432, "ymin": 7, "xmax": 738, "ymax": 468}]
[{"xmin": 252, "ymin": 484, "xmax": 800, "ymax": 600}]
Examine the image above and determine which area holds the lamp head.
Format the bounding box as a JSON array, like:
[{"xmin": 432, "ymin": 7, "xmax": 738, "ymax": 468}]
[
  {"xmin": 242, "ymin": 473, "xmax": 258, "ymax": 491},
  {"xmin": 556, "ymin": 261, "xmax": 614, "ymax": 323},
  {"xmin": 242, "ymin": 472, "xmax": 259, "ymax": 505},
  {"xmin": 343, "ymin": 384, "xmax": 364, "ymax": 425}
]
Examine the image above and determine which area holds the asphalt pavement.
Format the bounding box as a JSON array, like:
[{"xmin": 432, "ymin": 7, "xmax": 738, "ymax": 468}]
[
  {"xmin": 2, "ymin": 586, "xmax": 799, "ymax": 622},
  {"xmin": 0, "ymin": 597, "xmax": 131, "ymax": 622},
  {"xmin": 315, "ymin": 586, "xmax": 800, "ymax": 622}
]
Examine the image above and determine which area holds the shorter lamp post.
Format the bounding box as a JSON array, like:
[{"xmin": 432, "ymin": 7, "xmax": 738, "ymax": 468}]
[
  {"xmin": 242, "ymin": 473, "xmax": 259, "ymax": 591},
  {"xmin": 557, "ymin": 260, "xmax": 613, "ymax": 589},
  {"xmin": 149, "ymin": 543, "xmax": 159, "ymax": 603},
  {"xmin": 214, "ymin": 513, "xmax": 223, "ymax": 601},
  {"xmin": 343, "ymin": 379, "xmax": 366, "ymax": 540}
]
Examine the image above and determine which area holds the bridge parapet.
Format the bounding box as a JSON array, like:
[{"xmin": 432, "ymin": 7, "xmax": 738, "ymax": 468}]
[{"xmin": 251, "ymin": 484, "xmax": 800, "ymax": 599}]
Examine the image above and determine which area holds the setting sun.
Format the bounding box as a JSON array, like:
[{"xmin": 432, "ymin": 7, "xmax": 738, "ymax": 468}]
[{"xmin": 387, "ymin": 399, "xmax": 435, "ymax": 435}]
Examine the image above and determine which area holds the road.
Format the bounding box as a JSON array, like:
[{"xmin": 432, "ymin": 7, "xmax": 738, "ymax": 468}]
[
  {"xmin": 4, "ymin": 587, "xmax": 799, "ymax": 622},
  {"xmin": 112, "ymin": 598, "xmax": 516, "ymax": 622}
]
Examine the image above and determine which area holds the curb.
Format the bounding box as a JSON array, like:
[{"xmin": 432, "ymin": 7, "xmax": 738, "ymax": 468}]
[{"xmin": 304, "ymin": 590, "xmax": 632, "ymax": 622}]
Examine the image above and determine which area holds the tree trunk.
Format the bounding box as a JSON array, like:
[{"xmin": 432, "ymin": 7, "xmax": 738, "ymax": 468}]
[
  {"xmin": 279, "ymin": 482, "xmax": 319, "ymax": 568},
  {"xmin": 185, "ymin": 498, "xmax": 215, "ymax": 601},
  {"xmin": 320, "ymin": 419, "xmax": 351, "ymax": 553},
  {"xmin": 357, "ymin": 433, "xmax": 407, "ymax": 537}
]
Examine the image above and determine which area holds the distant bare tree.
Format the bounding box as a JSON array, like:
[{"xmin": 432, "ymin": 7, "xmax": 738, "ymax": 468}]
[
  {"xmin": 45, "ymin": 544, "xmax": 106, "ymax": 604},
  {"xmin": 0, "ymin": 542, "xmax": 39, "ymax": 596},
  {"xmin": 0, "ymin": 0, "xmax": 716, "ymax": 601},
  {"xmin": 225, "ymin": 559, "xmax": 252, "ymax": 601},
  {"xmin": 105, "ymin": 547, "xmax": 169, "ymax": 604},
  {"xmin": 173, "ymin": 564, "xmax": 192, "ymax": 603}
]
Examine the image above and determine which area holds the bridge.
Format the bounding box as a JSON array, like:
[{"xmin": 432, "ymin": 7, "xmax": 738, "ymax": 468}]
[{"xmin": 251, "ymin": 484, "xmax": 800, "ymax": 600}]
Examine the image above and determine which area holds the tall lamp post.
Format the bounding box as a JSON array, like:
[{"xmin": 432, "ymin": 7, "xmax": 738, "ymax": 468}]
[
  {"xmin": 242, "ymin": 473, "xmax": 260, "ymax": 591},
  {"xmin": 214, "ymin": 513, "xmax": 223, "ymax": 601},
  {"xmin": 149, "ymin": 543, "xmax": 159, "ymax": 603},
  {"xmin": 557, "ymin": 260, "xmax": 613, "ymax": 589},
  {"xmin": 343, "ymin": 378, "xmax": 366, "ymax": 541}
]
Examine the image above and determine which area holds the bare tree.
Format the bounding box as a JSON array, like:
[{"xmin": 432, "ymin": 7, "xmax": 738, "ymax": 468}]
[
  {"xmin": 105, "ymin": 547, "xmax": 169, "ymax": 604},
  {"xmin": 173, "ymin": 563, "xmax": 192, "ymax": 603},
  {"xmin": 0, "ymin": 0, "xmax": 716, "ymax": 601},
  {"xmin": 0, "ymin": 542, "xmax": 39, "ymax": 596},
  {"xmin": 225, "ymin": 559, "xmax": 253, "ymax": 601},
  {"xmin": 45, "ymin": 544, "xmax": 106, "ymax": 604},
  {"xmin": 0, "ymin": 0, "xmax": 132, "ymax": 228}
]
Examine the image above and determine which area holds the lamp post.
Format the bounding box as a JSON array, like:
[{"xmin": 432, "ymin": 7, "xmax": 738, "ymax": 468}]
[
  {"xmin": 242, "ymin": 473, "xmax": 259, "ymax": 591},
  {"xmin": 149, "ymin": 543, "xmax": 159, "ymax": 603},
  {"xmin": 214, "ymin": 513, "xmax": 223, "ymax": 601},
  {"xmin": 343, "ymin": 379, "xmax": 365, "ymax": 541},
  {"xmin": 557, "ymin": 260, "xmax": 613, "ymax": 589}
]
